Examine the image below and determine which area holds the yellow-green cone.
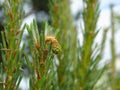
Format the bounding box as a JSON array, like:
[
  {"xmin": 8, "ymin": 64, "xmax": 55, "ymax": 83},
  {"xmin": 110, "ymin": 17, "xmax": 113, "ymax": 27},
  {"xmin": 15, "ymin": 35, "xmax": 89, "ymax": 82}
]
[
  {"xmin": 52, "ymin": 40, "xmax": 62, "ymax": 54},
  {"xmin": 45, "ymin": 36, "xmax": 62, "ymax": 54}
]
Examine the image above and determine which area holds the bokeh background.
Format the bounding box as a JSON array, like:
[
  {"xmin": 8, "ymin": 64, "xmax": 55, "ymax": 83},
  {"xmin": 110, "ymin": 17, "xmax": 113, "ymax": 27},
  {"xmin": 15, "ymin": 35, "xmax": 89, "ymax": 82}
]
[{"xmin": 0, "ymin": 0, "xmax": 120, "ymax": 89}]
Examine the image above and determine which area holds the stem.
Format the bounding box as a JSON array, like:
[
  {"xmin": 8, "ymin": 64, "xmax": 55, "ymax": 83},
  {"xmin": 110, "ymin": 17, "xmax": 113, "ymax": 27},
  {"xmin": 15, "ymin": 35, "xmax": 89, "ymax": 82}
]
[{"xmin": 110, "ymin": 4, "xmax": 116, "ymax": 90}]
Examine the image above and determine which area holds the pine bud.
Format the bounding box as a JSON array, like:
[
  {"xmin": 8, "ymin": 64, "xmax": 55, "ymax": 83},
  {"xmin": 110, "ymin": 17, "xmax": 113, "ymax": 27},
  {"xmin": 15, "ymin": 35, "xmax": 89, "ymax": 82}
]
[
  {"xmin": 45, "ymin": 36, "xmax": 61, "ymax": 54},
  {"xmin": 51, "ymin": 39, "xmax": 61, "ymax": 54}
]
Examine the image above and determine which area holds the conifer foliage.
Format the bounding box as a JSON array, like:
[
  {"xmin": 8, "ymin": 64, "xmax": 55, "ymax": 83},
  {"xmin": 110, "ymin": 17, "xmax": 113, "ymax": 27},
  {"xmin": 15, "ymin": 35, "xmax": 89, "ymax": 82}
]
[{"xmin": 0, "ymin": 0, "xmax": 119, "ymax": 90}]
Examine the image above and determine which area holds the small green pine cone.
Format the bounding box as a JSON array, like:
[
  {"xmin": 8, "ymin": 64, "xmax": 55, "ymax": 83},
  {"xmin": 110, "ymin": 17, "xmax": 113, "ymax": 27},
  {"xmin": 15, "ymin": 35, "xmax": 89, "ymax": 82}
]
[{"xmin": 52, "ymin": 40, "xmax": 61, "ymax": 54}]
